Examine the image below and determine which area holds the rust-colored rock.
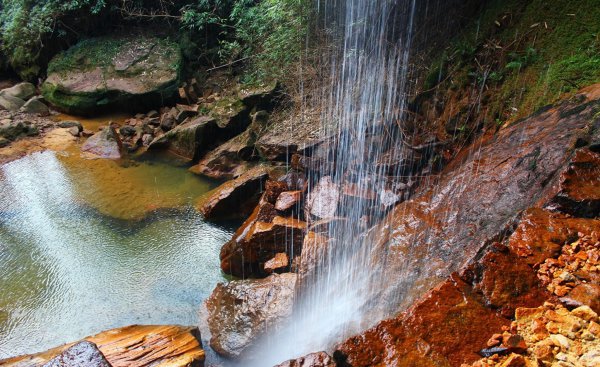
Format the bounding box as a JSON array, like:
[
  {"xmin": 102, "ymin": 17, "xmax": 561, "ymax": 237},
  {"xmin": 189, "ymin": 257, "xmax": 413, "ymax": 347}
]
[
  {"xmin": 148, "ymin": 116, "xmax": 219, "ymax": 161},
  {"xmin": 265, "ymin": 252, "xmax": 290, "ymax": 274},
  {"xmin": 355, "ymin": 92, "xmax": 599, "ymax": 322},
  {"xmin": 508, "ymin": 208, "xmax": 600, "ymax": 266},
  {"xmin": 462, "ymin": 243, "xmax": 550, "ymax": 318},
  {"xmin": 220, "ymin": 215, "xmax": 306, "ymax": 277},
  {"xmin": 335, "ymin": 276, "xmax": 509, "ymax": 367},
  {"xmin": 546, "ymin": 149, "xmax": 600, "ymax": 218},
  {"xmin": 189, "ymin": 130, "xmax": 255, "ymax": 179},
  {"xmin": 275, "ymin": 191, "xmax": 303, "ymax": 212},
  {"xmin": 274, "ymin": 352, "xmax": 335, "ymax": 367},
  {"xmin": 205, "ymin": 273, "xmax": 297, "ymax": 359},
  {"xmin": 197, "ymin": 165, "xmax": 269, "ymax": 220},
  {"xmin": 0, "ymin": 325, "xmax": 205, "ymax": 367},
  {"xmin": 562, "ymin": 283, "xmax": 600, "ymax": 314}
]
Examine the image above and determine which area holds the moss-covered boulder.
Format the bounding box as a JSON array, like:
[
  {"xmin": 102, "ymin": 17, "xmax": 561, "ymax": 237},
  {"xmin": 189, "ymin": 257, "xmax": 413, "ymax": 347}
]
[{"xmin": 42, "ymin": 36, "xmax": 181, "ymax": 115}]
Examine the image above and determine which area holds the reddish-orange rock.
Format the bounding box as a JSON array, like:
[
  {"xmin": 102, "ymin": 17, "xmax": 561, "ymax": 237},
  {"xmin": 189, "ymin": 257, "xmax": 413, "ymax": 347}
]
[
  {"xmin": 335, "ymin": 276, "xmax": 509, "ymax": 367},
  {"xmin": 462, "ymin": 243, "xmax": 550, "ymax": 318},
  {"xmin": 547, "ymin": 149, "xmax": 600, "ymax": 218},
  {"xmin": 0, "ymin": 325, "xmax": 205, "ymax": 367},
  {"xmin": 264, "ymin": 252, "xmax": 290, "ymax": 274},
  {"xmin": 561, "ymin": 283, "xmax": 600, "ymax": 314},
  {"xmin": 508, "ymin": 208, "xmax": 600, "ymax": 266},
  {"xmin": 274, "ymin": 352, "xmax": 335, "ymax": 367},
  {"xmin": 275, "ymin": 191, "xmax": 303, "ymax": 212}
]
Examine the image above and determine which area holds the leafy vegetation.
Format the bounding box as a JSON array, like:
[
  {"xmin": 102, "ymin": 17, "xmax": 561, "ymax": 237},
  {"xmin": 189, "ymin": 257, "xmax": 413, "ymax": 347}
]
[
  {"xmin": 0, "ymin": 0, "xmax": 307, "ymax": 84},
  {"xmin": 423, "ymin": 0, "xmax": 600, "ymax": 125}
]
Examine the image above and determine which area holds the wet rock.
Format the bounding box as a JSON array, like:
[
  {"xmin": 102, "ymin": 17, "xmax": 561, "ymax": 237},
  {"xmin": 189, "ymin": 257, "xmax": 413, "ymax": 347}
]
[
  {"xmin": 546, "ymin": 149, "xmax": 600, "ymax": 218},
  {"xmin": 0, "ymin": 82, "xmax": 36, "ymax": 100},
  {"xmin": 306, "ymin": 176, "xmax": 339, "ymax": 219},
  {"xmin": 20, "ymin": 97, "xmax": 49, "ymax": 116},
  {"xmin": 274, "ymin": 352, "xmax": 336, "ymax": 367},
  {"xmin": 461, "ymin": 243, "xmax": 550, "ymax": 318},
  {"xmin": 508, "ymin": 208, "xmax": 600, "ymax": 266},
  {"xmin": 148, "ymin": 116, "xmax": 219, "ymax": 161},
  {"xmin": 81, "ymin": 126, "xmax": 122, "ymax": 159},
  {"xmin": 197, "ymin": 165, "xmax": 270, "ymax": 220},
  {"xmin": 42, "ymin": 341, "xmax": 111, "ymax": 367},
  {"xmin": 264, "ymin": 252, "xmax": 289, "ymax": 274},
  {"xmin": 1, "ymin": 325, "xmax": 205, "ymax": 367},
  {"xmin": 562, "ymin": 284, "xmax": 600, "ymax": 314},
  {"xmin": 0, "ymin": 93, "xmax": 25, "ymax": 112},
  {"xmin": 42, "ymin": 36, "xmax": 181, "ymax": 115},
  {"xmin": 357, "ymin": 91, "xmax": 600, "ymax": 322},
  {"xmin": 220, "ymin": 215, "xmax": 306, "ymax": 277},
  {"xmin": 275, "ymin": 191, "xmax": 303, "ymax": 212},
  {"xmin": 335, "ymin": 276, "xmax": 509, "ymax": 366},
  {"xmin": 205, "ymin": 273, "xmax": 297, "ymax": 359},
  {"xmin": 255, "ymin": 114, "xmax": 323, "ymax": 161},
  {"xmin": 160, "ymin": 112, "xmax": 176, "ymax": 131}
]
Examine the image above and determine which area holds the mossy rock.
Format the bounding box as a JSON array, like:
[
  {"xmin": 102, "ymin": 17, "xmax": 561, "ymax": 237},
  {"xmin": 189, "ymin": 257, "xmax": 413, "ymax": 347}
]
[{"xmin": 42, "ymin": 36, "xmax": 181, "ymax": 116}]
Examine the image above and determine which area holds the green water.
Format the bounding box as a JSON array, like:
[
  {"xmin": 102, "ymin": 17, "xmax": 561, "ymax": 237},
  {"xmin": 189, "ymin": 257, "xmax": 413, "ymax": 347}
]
[{"xmin": 0, "ymin": 151, "xmax": 234, "ymax": 358}]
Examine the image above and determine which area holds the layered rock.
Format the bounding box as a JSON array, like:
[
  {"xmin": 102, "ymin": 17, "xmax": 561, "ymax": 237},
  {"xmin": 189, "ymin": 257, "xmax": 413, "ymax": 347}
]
[
  {"xmin": 148, "ymin": 116, "xmax": 218, "ymax": 161},
  {"xmin": 197, "ymin": 165, "xmax": 270, "ymax": 220},
  {"xmin": 205, "ymin": 273, "xmax": 297, "ymax": 359},
  {"xmin": 42, "ymin": 36, "xmax": 181, "ymax": 115},
  {"xmin": 0, "ymin": 325, "xmax": 205, "ymax": 367}
]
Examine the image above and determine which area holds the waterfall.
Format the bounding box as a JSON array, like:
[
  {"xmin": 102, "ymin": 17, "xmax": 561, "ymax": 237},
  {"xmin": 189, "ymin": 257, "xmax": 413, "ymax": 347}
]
[{"xmin": 252, "ymin": 0, "xmax": 419, "ymax": 363}]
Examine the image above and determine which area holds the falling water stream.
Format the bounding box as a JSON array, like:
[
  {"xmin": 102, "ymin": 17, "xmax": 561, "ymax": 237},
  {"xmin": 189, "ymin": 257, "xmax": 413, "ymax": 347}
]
[
  {"xmin": 0, "ymin": 147, "xmax": 234, "ymax": 359},
  {"xmin": 252, "ymin": 0, "xmax": 421, "ymax": 364}
]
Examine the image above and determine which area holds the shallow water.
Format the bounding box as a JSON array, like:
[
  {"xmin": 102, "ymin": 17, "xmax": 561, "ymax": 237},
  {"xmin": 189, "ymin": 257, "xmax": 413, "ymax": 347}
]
[{"xmin": 0, "ymin": 150, "xmax": 234, "ymax": 359}]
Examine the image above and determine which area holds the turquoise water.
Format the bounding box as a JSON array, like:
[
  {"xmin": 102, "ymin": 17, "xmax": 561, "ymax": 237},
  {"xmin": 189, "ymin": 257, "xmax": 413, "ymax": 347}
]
[{"xmin": 0, "ymin": 151, "xmax": 233, "ymax": 358}]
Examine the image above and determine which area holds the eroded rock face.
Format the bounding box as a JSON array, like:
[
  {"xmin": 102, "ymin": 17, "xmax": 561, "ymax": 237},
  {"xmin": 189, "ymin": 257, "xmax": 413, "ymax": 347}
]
[
  {"xmin": 189, "ymin": 130, "xmax": 256, "ymax": 179},
  {"xmin": 42, "ymin": 341, "xmax": 110, "ymax": 367},
  {"xmin": 360, "ymin": 90, "xmax": 600, "ymax": 320},
  {"xmin": 205, "ymin": 273, "xmax": 297, "ymax": 359},
  {"xmin": 42, "ymin": 36, "xmax": 181, "ymax": 115},
  {"xmin": 197, "ymin": 165, "xmax": 270, "ymax": 220}
]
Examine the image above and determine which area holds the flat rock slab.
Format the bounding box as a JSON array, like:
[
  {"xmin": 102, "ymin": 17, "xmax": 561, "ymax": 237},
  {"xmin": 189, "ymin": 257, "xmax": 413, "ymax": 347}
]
[{"xmin": 0, "ymin": 325, "xmax": 205, "ymax": 367}]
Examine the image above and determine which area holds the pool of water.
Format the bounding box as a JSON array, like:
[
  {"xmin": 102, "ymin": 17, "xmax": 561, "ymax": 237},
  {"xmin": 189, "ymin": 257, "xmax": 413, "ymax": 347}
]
[{"xmin": 0, "ymin": 149, "xmax": 235, "ymax": 359}]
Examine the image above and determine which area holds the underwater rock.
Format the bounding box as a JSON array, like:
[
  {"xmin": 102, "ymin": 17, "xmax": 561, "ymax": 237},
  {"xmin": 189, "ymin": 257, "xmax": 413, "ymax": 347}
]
[
  {"xmin": 205, "ymin": 273, "xmax": 297, "ymax": 359},
  {"xmin": 42, "ymin": 341, "xmax": 111, "ymax": 367},
  {"xmin": 148, "ymin": 116, "xmax": 219, "ymax": 161},
  {"xmin": 42, "ymin": 36, "xmax": 181, "ymax": 115},
  {"xmin": 81, "ymin": 125, "xmax": 122, "ymax": 159}
]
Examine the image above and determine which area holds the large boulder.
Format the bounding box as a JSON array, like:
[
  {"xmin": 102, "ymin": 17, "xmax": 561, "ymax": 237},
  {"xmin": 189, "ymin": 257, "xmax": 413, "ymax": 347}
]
[
  {"xmin": 0, "ymin": 82, "xmax": 36, "ymax": 100},
  {"xmin": 0, "ymin": 93, "xmax": 25, "ymax": 112},
  {"xmin": 81, "ymin": 126, "xmax": 122, "ymax": 159},
  {"xmin": 148, "ymin": 116, "xmax": 218, "ymax": 161},
  {"xmin": 196, "ymin": 165, "xmax": 270, "ymax": 220},
  {"xmin": 20, "ymin": 96, "xmax": 50, "ymax": 116},
  {"xmin": 42, "ymin": 36, "xmax": 181, "ymax": 115},
  {"xmin": 205, "ymin": 273, "xmax": 297, "ymax": 359}
]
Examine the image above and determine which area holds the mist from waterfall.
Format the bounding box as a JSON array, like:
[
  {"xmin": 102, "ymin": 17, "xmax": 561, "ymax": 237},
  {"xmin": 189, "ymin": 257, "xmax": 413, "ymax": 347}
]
[{"xmin": 251, "ymin": 0, "xmax": 419, "ymax": 364}]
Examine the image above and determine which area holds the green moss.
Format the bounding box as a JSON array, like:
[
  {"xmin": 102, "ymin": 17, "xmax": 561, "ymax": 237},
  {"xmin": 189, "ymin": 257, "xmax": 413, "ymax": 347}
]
[{"xmin": 426, "ymin": 0, "xmax": 600, "ymax": 124}]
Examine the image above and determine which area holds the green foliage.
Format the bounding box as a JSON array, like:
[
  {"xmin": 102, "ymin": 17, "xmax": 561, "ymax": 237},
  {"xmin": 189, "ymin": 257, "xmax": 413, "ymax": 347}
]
[{"xmin": 0, "ymin": 0, "xmax": 108, "ymax": 80}]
